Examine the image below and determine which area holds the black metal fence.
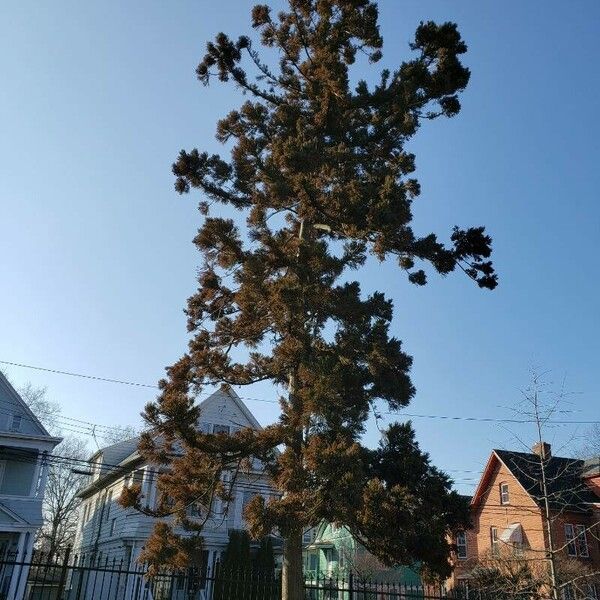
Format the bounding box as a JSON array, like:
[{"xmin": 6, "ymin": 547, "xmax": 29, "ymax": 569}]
[{"xmin": 0, "ymin": 550, "xmax": 468, "ymax": 600}]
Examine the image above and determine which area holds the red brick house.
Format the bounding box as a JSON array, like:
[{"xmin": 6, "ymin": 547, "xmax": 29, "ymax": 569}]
[{"xmin": 448, "ymin": 443, "xmax": 600, "ymax": 598}]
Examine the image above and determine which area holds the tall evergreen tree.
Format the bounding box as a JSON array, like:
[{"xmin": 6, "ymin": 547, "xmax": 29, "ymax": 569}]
[{"xmin": 120, "ymin": 2, "xmax": 496, "ymax": 599}]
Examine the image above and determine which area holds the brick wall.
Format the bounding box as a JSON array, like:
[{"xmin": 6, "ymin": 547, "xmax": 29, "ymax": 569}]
[{"xmin": 448, "ymin": 453, "xmax": 600, "ymax": 589}]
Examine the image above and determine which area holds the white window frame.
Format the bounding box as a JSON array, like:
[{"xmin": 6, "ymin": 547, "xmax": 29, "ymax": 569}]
[
  {"xmin": 105, "ymin": 490, "xmax": 113, "ymax": 522},
  {"xmin": 456, "ymin": 531, "xmax": 467, "ymax": 559},
  {"xmin": 303, "ymin": 529, "xmax": 315, "ymax": 544},
  {"xmin": 499, "ymin": 482, "xmax": 510, "ymax": 505},
  {"xmin": 491, "ymin": 527, "xmax": 499, "ymax": 556}
]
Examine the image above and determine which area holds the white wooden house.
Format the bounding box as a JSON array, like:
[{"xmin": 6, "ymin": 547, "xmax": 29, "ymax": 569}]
[
  {"xmin": 0, "ymin": 372, "xmax": 62, "ymax": 599},
  {"xmin": 72, "ymin": 386, "xmax": 280, "ymax": 599}
]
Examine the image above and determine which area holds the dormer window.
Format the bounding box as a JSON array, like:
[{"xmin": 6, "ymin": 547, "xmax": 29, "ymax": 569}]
[
  {"xmin": 500, "ymin": 482, "xmax": 510, "ymax": 505},
  {"xmin": 10, "ymin": 414, "xmax": 22, "ymax": 432}
]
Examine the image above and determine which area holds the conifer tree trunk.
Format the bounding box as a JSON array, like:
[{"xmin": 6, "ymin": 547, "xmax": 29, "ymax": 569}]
[
  {"xmin": 283, "ymin": 217, "xmax": 307, "ymax": 600},
  {"xmin": 282, "ymin": 528, "xmax": 304, "ymax": 600}
]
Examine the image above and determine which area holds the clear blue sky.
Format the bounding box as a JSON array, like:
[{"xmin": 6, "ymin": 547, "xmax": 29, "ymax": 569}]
[{"xmin": 1, "ymin": 1, "xmax": 599, "ymax": 493}]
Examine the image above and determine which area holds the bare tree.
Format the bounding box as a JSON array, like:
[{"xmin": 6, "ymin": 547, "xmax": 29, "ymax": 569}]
[
  {"xmin": 99, "ymin": 424, "xmax": 138, "ymax": 446},
  {"xmin": 339, "ymin": 542, "xmax": 386, "ymax": 580},
  {"xmin": 477, "ymin": 369, "xmax": 600, "ymax": 600},
  {"xmin": 9, "ymin": 379, "xmax": 89, "ymax": 557},
  {"xmin": 18, "ymin": 382, "xmax": 62, "ymax": 437},
  {"xmin": 470, "ymin": 548, "xmax": 600, "ymax": 600},
  {"xmin": 36, "ymin": 436, "xmax": 88, "ymax": 558},
  {"xmin": 580, "ymin": 423, "xmax": 600, "ymax": 459},
  {"xmin": 470, "ymin": 546, "xmax": 546, "ymax": 600},
  {"xmin": 5, "ymin": 373, "xmax": 139, "ymax": 557}
]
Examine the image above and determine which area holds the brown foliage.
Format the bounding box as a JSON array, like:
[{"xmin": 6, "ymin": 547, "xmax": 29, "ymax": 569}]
[{"xmin": 124, "ymin": 0, "xmax": 496, "ymax": 580}]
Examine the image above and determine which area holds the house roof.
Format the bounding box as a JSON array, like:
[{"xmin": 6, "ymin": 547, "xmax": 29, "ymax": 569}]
[
  {"xmin": 0, "ymin": 372, "xmax": 62, "ymax": 445},
  {"xmin": 473, "ymin": 449, "xmax": 599, "ymax": 513},
  {"xmin": 78, "ymin": 387, "xmax": 263, "ymax": 498},
  {"xmin": 0, "ymin": 371, "xmax": 48, "ymax": 435}
]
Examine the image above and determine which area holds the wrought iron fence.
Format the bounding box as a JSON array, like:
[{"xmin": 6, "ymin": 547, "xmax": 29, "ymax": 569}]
[{"xmin": 0, "ymin": 549, "xmax": 468, "ymax": 600}]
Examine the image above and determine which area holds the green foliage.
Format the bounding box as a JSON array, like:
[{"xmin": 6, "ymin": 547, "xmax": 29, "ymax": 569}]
[
  {"xmin": 214, "ymin": 530, "xmax": 253, "ymax": 600},
  {"xmin": 256, "ymin": 536, "xmax": 275, "ymax": 576},
  {"xmin": 129, "ymin": 0, "xmax": 497, "ymax": 583}
]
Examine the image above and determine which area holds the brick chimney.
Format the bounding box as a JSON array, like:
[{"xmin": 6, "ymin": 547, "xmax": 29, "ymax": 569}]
[{"xmin": 532, "ymin": 442, "xmax": 551, "ymax": 459}]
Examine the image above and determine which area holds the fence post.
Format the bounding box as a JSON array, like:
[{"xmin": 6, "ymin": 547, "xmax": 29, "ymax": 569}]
[
  {"xmin": 348, "ymin": 572, "xmax": 354, "ymax": 600},
  {"xmin": 56, "ymin": 546, "xmax": 72, "ymax": 600}
]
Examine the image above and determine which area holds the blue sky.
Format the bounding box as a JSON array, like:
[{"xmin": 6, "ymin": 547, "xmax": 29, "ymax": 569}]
[{"xmin": 1, "ymin": 1, "xmax": 599, "ymax": 493}]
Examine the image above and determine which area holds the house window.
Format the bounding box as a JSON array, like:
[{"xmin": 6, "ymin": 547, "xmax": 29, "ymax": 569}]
[
  {"xmin": 34, "ymin": 452, "xmax": 48, "ymax": 496},
  {"xmin": 105, "ymin": 490, "xmax": 113, "ymax": 521},
  {"xmin": 242, "ymin": 491, "xmax": 255, "ymax": 517},
  {"xmin": 176, "ymin": 572, "xmax": 186, "ymax": 590},
  {"xmin": 110, "ymin": 518, "xmax": 117, "ymax": 537},
  {"xmin": 212, "ymin": 424, "xmax": 230, "ymax": 435},
  {"xmin": 575, "ymin": 525, "xmax": 589, "ymax": 557},
  {"xmin": 132, "ymin": 469, "xmax": 144, "ymax": 487},
  {"xmin": 491, "ymin": 527, "xmax": 499, "ymax": 556},
  {"xmin": 456, "ymin": 531, "xmax": 467, "ymax": 559},
  {"xmin": 499, "ymin": 482, "xmax": 510, "ymax": 505},
  {"xmin": 564, "ymin": 524, "xmax": 578, "ymax": 556},
  {"xmin": 10, "ymin": 414, "xmax": 22, "ymax": 432},
  {"xmin": 564, "ymin": 524, "xmax": 588, "ymax": 558},
  {"xmin": 562, "ymin": 584, "xmax": 575, "ymax": 600}
]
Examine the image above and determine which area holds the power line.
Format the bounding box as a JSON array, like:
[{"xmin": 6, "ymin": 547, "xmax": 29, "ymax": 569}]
[
  {"xmin": 3, "ymin": 359, "xmax": 599, "ymax": 430},
  {"xmin": 0, "ymin": 450, "xmax": 282, "ymax": 496},
  {"xmin": 0, "ymin": 360, "xmax": 159, "ymax": 389}
]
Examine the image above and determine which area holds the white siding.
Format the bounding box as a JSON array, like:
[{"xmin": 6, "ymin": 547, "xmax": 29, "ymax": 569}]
[{"xmin": 74, "ymin": 388, "xmax": 280, "ymax": 568}]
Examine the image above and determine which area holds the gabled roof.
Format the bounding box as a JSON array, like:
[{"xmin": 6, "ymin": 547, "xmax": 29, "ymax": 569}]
[
  {"xmin": 200, "ymin": 385, "xmax": 262, "ymax": 431},
  {"xmin": 78, "ymin": 387, "xmax": 263, "ymax": 498},
  {"xmin": 89, "ymin": 436, "xmax": 140, "ymax": 465},
  {"xmin": 472, "ymin": 449, "xmax": 599, "ymax": 514},
  {"xmin": 0, "ymin": 372, "xmax": 60, "ymax": 441}
]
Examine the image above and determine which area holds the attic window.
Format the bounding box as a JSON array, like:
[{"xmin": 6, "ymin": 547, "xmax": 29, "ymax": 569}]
[
  {"xmin": 212, "ymin": 424, "xmax": 230, "ymax": 435},
  {"xmin": 499, "ymin": 482, "xmax": 510, "ymax": 505},
  {"xmin": 10, "ymin": 414, "xmax": 22, "ymax": 432}
]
